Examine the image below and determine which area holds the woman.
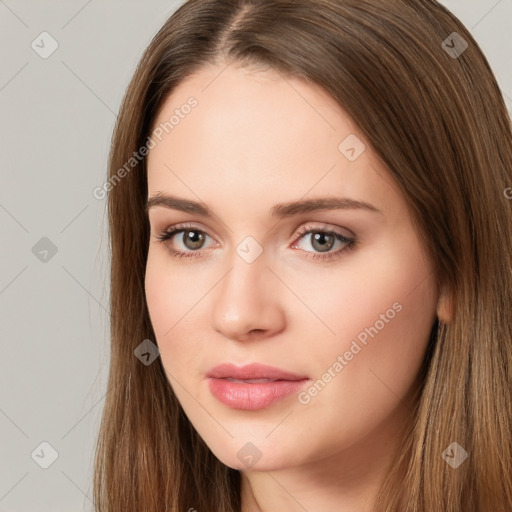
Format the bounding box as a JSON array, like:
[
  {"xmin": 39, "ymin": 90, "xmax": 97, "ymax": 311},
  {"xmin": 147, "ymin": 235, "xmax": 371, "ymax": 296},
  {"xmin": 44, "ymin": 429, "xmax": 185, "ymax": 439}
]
[{"xmin": 94, "ymin": 0, "xmax": 512, "ymax": 510}]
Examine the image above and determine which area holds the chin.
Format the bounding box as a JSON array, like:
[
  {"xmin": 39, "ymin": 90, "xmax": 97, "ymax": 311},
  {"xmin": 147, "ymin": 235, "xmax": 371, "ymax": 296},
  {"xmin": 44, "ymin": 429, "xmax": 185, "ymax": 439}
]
[{"xmin": 203, "ymin": 436, "xmax": 300, "ymax": 472}]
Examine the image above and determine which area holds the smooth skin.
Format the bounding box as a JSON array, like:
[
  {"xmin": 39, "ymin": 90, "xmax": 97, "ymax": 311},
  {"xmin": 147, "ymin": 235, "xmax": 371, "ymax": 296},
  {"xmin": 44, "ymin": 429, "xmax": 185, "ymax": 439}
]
[{"xmin": 145, "ymin": 62, "xmax": 452, "ymax": 512}]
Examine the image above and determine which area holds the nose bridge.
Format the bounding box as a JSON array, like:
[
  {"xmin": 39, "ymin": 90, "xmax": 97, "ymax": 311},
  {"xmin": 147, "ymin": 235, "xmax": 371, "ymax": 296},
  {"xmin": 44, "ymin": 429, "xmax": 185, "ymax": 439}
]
[
  {"xmin": 219, "ymin": 241, "xmax": 269, "ymax": 310},
  {"xmin": 211, "ymin": 238, "xmax": 283, "ymax": 338}
]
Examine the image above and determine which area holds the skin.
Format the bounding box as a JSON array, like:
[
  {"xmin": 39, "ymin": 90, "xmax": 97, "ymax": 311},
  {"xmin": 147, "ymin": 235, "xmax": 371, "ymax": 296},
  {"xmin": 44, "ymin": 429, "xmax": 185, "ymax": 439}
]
[{"xmin": 145, "ymin": 61, "xmax": 452, "ymax": 512}]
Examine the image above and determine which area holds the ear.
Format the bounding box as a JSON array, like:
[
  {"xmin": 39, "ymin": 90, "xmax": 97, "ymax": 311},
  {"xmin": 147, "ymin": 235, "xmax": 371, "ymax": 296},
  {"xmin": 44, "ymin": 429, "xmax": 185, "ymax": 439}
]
[{"xmin": 437, "ymin": 285, "xmax": 454, "ymax": 324}]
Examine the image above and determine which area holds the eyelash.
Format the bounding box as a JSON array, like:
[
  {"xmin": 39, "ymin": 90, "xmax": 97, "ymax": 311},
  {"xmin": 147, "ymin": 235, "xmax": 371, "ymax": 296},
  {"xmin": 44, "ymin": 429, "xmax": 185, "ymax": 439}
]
[{"xmin": 155, "ymin": 222, "xmax": 356, "ymax": 262}]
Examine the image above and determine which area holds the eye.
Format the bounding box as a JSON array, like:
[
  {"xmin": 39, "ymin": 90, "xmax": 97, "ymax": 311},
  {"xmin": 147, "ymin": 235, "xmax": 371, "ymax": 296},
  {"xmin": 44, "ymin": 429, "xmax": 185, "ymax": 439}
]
[
  {"xmin": 154, "ymin": 222, "xmax": 356, "ymax": 261},
  {"xmin": 291, "ymin": 223, "xmax": 356, "ymax": 261},
  {"xmin": 155, "ymin": 223, "xmax": 214, "ymax": 259}
]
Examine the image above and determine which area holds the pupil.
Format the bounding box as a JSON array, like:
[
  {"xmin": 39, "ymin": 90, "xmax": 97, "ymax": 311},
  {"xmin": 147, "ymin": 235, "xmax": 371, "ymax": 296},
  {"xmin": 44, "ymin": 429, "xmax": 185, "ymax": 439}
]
[
  {"xmin": 185, "ymin": 230, "xmax": 203, "ymax": 249},
  {"xmin": 313, "ymin": 232, "xmax": 333, "ymax": 252}
]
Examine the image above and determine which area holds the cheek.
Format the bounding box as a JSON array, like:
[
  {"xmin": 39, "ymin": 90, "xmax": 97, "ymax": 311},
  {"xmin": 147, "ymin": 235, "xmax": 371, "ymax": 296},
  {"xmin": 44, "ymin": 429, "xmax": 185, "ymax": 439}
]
[
  {"xmin": 300, "ymin": 239, "xmax": 437, "ymax": 422},
  {"xmin": 299, "ymin": 237, "xmax": 436, "ymax": 352},
  {"xmin": 145, "ymin": 250, "xmax": 193, "ymax": 334},
  {"xmin": 145, "ymin": 253, "xmax": 184, "ymax": 356},
  {"xmin": 145, "ymin": 252, "xmax": 170, "ymax": 335},
  {"xmin": 144, "ymin": 251, "xmax": 209, "ymax": 375}
]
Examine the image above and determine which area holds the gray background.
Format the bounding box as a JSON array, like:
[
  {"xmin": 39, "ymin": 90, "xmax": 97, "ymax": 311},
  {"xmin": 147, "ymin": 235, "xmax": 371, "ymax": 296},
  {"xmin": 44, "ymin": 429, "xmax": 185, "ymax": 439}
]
[{"xmin": 0, "ymin": 1, "xmax": 511, "ymax": 510}]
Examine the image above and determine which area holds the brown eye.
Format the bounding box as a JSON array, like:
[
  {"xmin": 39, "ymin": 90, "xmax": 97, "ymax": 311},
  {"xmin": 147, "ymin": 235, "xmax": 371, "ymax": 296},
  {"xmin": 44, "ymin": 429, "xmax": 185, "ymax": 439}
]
[
  {"xmin": 309, "ymin": 232, "xmax": 336, "ymax": 253},
  {"xmin": 180, "ymin": 229, "xmax": 206, "ymax": 250},
  {"xmin": 155, "ymin": 224, "xmax": 214, "ymax": 260},
  {"xmin": 292, "ymin": 224, "xmax": 356, "ymax": 262}
]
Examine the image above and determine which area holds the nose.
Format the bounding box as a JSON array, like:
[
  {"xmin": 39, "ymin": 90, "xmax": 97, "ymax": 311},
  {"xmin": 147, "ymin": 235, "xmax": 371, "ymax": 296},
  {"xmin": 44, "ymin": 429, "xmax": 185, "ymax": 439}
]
[{"xmin": 211, "ymin": 246, "xmax": 286, "ymax": 342}]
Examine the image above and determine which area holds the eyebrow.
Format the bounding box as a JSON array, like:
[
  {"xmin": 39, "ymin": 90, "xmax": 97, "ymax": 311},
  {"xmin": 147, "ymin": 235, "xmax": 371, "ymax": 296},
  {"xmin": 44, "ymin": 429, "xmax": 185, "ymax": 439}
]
[{"xmin": 146, "ymin": 192, "xmax": 382, "ymax": 218}]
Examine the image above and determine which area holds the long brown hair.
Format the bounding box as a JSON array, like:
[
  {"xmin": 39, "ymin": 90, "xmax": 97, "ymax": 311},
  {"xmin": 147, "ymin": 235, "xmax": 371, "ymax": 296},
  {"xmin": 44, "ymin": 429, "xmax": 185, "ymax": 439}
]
[{"xmin": 93, "ymin": 1, "xmax": 512, "ymax": 510}]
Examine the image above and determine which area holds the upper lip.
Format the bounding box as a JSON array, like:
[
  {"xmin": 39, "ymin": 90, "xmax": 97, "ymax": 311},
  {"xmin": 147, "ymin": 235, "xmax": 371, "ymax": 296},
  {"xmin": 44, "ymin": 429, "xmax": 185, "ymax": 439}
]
[{"xmin": 207, "ymin": 363, "xmax": 308, "ymax": 381}]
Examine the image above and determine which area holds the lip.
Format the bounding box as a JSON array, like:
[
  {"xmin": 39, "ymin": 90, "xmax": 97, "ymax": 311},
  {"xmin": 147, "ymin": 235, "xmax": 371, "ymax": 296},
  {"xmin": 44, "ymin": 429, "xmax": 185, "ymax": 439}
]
[
  {"xmin": 207, "ymin": 362, "xmax": 308, "ymax": 381},
  {"xmin": 207, "ymin": 363, "xmax": 310, "ymax": 410}
]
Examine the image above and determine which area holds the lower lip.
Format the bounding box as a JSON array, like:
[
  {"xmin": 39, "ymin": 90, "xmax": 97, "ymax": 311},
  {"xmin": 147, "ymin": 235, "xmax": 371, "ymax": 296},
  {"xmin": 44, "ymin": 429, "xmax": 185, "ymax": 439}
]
[{"xmin": 207, "ymin": 377, "xmax": 309, "ymax": 410}]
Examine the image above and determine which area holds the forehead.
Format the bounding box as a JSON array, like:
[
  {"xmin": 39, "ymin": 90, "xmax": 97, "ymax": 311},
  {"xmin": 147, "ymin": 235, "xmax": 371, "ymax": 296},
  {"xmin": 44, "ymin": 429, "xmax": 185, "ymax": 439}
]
[{"xmin": 146, "ymin": 63, "xmax": 398, "ymax": 220}]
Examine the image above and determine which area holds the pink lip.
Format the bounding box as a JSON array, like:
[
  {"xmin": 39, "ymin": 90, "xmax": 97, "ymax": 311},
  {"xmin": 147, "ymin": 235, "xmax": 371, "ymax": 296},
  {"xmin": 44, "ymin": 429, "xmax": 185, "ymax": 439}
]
[
  {"xmin": 207, "ymin": 362, "xmax": 308, "ymax": 381},
  {"xmin": 207, "ymin": 363, "xmax": 310, "ymax": 410}
]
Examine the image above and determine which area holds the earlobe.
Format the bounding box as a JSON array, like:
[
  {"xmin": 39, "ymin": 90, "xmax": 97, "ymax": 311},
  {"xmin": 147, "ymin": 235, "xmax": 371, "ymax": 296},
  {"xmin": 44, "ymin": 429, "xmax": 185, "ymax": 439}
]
[{"xmin": 437, "ymin": 286, "xmax": 454, "ymax": 324}]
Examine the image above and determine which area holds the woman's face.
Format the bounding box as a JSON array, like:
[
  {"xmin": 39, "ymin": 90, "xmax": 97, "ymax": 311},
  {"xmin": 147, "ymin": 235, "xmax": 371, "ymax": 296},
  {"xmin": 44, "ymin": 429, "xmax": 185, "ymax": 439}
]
[{"xmin": 145, "ymin": 62, "xmax": 444, "ymax": 472}]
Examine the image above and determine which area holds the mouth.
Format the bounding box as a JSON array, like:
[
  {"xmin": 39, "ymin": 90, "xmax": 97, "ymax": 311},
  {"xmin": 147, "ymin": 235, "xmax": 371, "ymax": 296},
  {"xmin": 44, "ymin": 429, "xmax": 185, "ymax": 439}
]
[
  {"xmin": 206, "ymin": 363, "xmax": 310, "ymax": 410},
  {"xmin": 207, "ymin": 362, "xmax": 308, "ymax": 381},
  {"xmin": 225, "ymin": 377, "xmax": 281, "ymax": 383}
]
